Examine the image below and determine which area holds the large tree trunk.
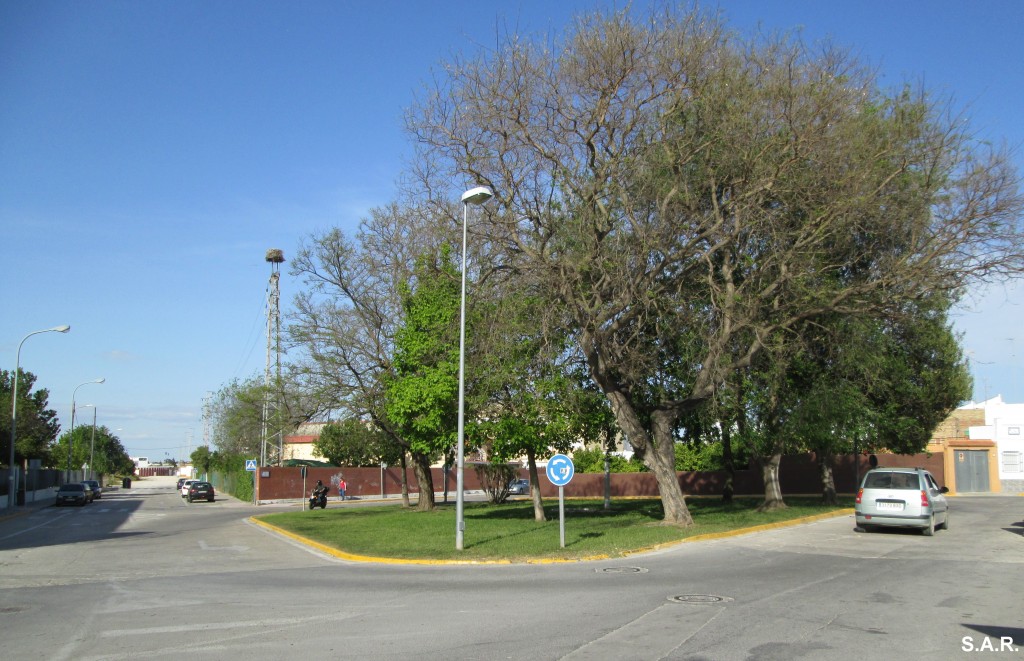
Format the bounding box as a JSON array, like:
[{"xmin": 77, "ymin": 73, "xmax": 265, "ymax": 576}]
[
  {"xmin": 818, "ymin": 451, "xmax": 838, "ymax": 505},
  {"xmin": 757, "ymin": 452, "xmax": 787, "ymax": 511},
  {"xmin": 639, "ymin": 409, "xmax": 693, "ymax": 525},
  {"xmin": 411, "ymin": 452, "xmax": 435, "ymax": 511},
  {"xmin": 721, "ymin": 425, "xmax": 735, "ymax": 504},
  {"xmin": 526, "ymin": 447, "xmax": 546, "ymax": 522},
  {"xmin": 587, "ymin": 342, "xmax": 694, "ymax": 525}
]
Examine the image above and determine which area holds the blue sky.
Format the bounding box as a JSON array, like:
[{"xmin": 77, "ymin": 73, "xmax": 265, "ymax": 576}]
[{"xmin": 2, "ymin": 1, "xmax": 1022, "ymax": 460}]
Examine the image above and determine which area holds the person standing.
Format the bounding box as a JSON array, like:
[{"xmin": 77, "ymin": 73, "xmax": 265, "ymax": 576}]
[{"xmin": 339, "ymin": 478, "xmax": 347, "ymax": 501}]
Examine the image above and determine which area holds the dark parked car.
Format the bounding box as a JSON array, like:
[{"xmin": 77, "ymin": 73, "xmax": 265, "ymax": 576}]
[
  {"xmin": 82, "ymin": 480, "xmax": 102, "ymax": 500},
  {"xmin": 186, "ymin": 481, "xmax": 215, "ymax": 503},
  {"xmin": 176, "ymin": 478, "xmax": 187, "ymax": 491},
  {"xmin": 55, "ymin": 483, "xmax": 88, "ymax": 507},
  {"xmin": 80, "ymin": 482, "xmax": 97, "ymax": 503}
]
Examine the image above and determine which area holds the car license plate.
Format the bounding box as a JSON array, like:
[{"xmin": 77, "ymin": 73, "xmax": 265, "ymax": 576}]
[{"xmin": 875, "ymin": 500, "xmax": 904, "ymax": 511}]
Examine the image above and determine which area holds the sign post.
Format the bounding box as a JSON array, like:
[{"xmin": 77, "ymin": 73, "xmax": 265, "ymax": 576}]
[
  {"xmin": 245, "ymin": 459, "xmax": 257, "ymax": 505},
  {"xmin": 546, "ymin": 453, "xmax": 575, "ymax": 548}
]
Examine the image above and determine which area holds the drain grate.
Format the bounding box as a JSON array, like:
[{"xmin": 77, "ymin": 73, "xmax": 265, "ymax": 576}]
[
  {"xmin": 668, "ymin": 594, "xmax": 733, "ymax": 605},
  {"xmin": 597, "ymin": 566, "xmax": 649, "ymax": 574}
]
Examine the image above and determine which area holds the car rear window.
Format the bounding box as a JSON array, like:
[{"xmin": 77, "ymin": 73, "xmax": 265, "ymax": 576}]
[
  {"xmin": 864, "ymin": 472, "xmax": 920, "ymax": 490},
  {"xmin": 63, "ymin": 484, "xmax": 84, "ymax": 492}
]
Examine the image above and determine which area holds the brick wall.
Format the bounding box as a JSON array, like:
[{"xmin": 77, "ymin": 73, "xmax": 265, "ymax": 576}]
[{"xmin": 253, "ymin": 451, "xmax": 946, "ymax": 502}]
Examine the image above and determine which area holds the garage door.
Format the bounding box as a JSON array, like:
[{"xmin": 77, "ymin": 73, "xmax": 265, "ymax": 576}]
[{"xmin": 954, "ymin": 450, "xmax": 990, "ymax": 492}]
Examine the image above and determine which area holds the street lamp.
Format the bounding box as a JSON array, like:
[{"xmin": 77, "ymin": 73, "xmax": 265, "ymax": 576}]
[
  {"xmin": 78, "ymin": 404, "xmax": 97, "ymax": 480},
  {"xmin": 456, "ymin": 185, "xmax": 493, "ymax": 551},
  {"xmin": 7, "ymin": 325, "xmax": 70, "ymax": 508},
  {"xmin": 67, "ymin": 378, "xmax": 104, "ymax": 482}
]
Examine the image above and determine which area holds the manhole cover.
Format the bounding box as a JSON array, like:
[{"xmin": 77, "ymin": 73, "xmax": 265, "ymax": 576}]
[
  {"xmin": 598, "ymin": 566, "xmax": 649, "ymax": 574},
  {"xmin": 668, "ymin": 594, "xmax": 733, "ymax": 604}
]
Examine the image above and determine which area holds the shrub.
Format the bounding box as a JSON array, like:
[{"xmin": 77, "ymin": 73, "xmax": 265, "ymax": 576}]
[{"xmin": 474, "ymin": 463, "xmax": 518, "ymax": 504}]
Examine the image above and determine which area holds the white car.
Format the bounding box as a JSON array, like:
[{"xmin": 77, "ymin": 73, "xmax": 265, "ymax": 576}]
[
  {"xmin": 855, "ymin": 467, "xmax": 949, "ymax": 536},
  {"xmin": 508, "ymin": 479, "xmax": 530, "ymax": 495},
  {"xmin": 180, "ymin": 479, "xmax": 200, "ymax": 498}
]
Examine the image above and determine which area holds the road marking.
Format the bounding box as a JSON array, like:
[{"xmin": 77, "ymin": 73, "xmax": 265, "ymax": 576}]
[
  {"xmin": 100, "ymin": 614, "xmax": 334, "ymax": 637},
  {"xmin": 198, "ymin": 540, "xmax": 249, "ymax": 552}
]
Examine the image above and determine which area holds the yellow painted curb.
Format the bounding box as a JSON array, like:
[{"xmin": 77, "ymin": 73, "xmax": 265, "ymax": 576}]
[{"xmin": 249, "ymin": 507, "xmax": 853, "ymax": 566}]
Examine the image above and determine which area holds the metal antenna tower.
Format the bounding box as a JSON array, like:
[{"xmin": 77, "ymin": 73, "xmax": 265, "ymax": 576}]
[
  {"xmin": 263, "ymin": 249, "xmax": 285, "ymax": 467},
  {"xmin": 202, "ymin": 391, "xmax": 212, "ymax": 449}
]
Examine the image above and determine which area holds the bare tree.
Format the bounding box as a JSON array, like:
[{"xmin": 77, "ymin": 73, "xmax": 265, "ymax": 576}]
[
  {"xmin": 406, "ymin": 6, "xmax": 1024, "ymax": 524},
  {"xmin": 289, "ymin": 202, "xmax": 460, "ymax": 510}
]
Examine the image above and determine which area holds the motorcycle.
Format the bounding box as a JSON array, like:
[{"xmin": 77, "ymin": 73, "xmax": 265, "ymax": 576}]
[{"xmin": 308, "ymin": 489, "xmax": 328, "ymax": 510}]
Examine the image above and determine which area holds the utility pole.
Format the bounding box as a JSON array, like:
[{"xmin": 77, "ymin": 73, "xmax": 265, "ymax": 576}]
[{"xmin": 202, "ymin": 391, "xmax": 212, "ymax": 449}]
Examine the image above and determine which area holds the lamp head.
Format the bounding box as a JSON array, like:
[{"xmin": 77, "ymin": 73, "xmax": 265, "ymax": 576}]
[
  {"xmin": 461, "ymin": 186, "xmax": 493, "ymax": 206},
  {"xmin": 95, "ymin": 378, "xmax": 106, "ymax": 384},
  {"xmin": 54, "ymin": 325, "xmax": 71, "ymax": 333}
]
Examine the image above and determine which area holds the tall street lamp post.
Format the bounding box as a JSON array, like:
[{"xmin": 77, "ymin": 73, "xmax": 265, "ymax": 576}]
[
  {"xmin": 67, "ymin": 378, "xmax": 104, "ymax": 482},
  {"xmin": 456, "ymin": 185, "xmax": 493, "ymax": 551},
  {"xmin": 8, "ymin": 325, "xmax": 70, "ymax": 508},
  {"xmin": 78, "ymin": 404, "xmax": 97, "ymax": 480}
]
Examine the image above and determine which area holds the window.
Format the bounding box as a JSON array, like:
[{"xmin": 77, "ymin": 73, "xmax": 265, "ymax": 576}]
[
  {"xmin": 1008, "ymin": 426, "xmax": 1020, "ymax": 436},
  {"xmin": 1003, "ymin": 452, "xmax": 1023, "ymax": 473}
]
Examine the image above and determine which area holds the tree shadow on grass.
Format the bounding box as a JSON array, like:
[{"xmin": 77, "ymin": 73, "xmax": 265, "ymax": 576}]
[{"xmin": 465, "ymin": 499, "xmax": 666, "ymax": 522}]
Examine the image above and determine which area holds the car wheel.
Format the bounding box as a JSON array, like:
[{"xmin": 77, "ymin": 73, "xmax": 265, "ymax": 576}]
[
  {"xmin": 208, "ymin": 497, "xmax": 214, "ymax": 502},
  {"xmin": 187, "ymin": 496, "xmax": 193, "ymax": 503},
  {"xmin": 922, "ymin": 514, "xmax": 935, "ymax": 536},
  {"xmin": 938, "ymin": 510, "xmax": 949, "ymax": 531}
]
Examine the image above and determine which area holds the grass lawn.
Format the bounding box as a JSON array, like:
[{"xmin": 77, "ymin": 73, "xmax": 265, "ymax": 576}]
[{"xmin": 254, "ymin": 496, "xmax": 853, "ymax": 562}]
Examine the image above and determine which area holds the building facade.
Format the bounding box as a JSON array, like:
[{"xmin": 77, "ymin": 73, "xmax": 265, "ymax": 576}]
[{"xmin": 963, "ymin": 395, "xmax": 1024, "ymax": 493}]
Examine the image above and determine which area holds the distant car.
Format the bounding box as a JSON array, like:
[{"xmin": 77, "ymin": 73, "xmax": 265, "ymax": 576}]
[
  {"xmin": 508, "ymin": 479, "xmax": 530, "ymax": 495},
  {"xmin": 80, "ymin": 481, "xmax": 97, "ymax": 503},
  {"xmin": 855, "ymin": 467, "xmax": 949, "ymax": 536},
  {"xmin": 82, "ymin": 480, "xmax": 102, "ymax": 500},
  {"xmin": 55, "ymin": 483, "xmax": 88, "ymax": 507},
  {"xmin": 186, "ymin": 481, "xmax": 215, "ymax": 503},
  {"xmin": 180, "ymin": 479, "xmax": 200, "ymax": 498},
  {"xmin": 176, "ymin": 478, "xmax": 187, "ymax": 491}
]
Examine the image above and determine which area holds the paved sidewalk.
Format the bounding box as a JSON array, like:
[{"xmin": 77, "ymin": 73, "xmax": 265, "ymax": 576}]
[{"xmin": 0, "ymin": 491, "xmax": 56, "ymax": 522}]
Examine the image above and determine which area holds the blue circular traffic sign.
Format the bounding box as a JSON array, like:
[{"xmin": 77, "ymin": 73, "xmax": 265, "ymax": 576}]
[{"xmin": 546, "ymin": 454, "xmax": 575, "ymax": 486}]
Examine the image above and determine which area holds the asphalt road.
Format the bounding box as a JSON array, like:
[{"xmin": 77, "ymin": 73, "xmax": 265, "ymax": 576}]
[{"xmin": 0, "ymin": 475, "xmax": 1021, "ymax": 660}]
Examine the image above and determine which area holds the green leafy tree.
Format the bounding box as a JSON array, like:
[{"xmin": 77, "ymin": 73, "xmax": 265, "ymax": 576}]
[
  {"xmin": 573, "ymin": 447, "xmax": 643, "ymax": 473},
  {"xmin": 314, "ymin": 418, "xmax": 398, "ymax": 467},
  {"xmin": 673, "ymin": 441, "xmax": 724, "ymax": 472},
  {"xmin": 1, "ymin": 369, "xmax": 61, "ymax": 465},
  {"xmin": 49, "ymin": 425, "xmax": 131, "ymax": 478},
  {"xmin": 209, "ymin": 377, "xmax": 265, "ymax": 457},
  {"xmin": 384, "ymin": 247, "xmax": 464, "ymax": 510},
  {"xmin": 191, "ymin": 446, "xmax": 213, "ymax": 480},
  {"xmin": 474, "ymin": 293, "xmax": 605, "ymax": 520}
]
